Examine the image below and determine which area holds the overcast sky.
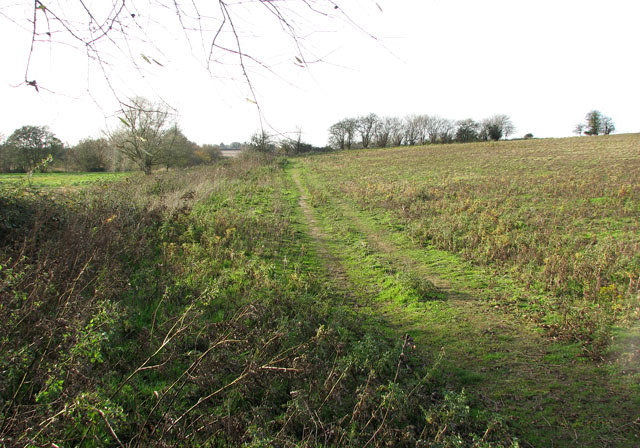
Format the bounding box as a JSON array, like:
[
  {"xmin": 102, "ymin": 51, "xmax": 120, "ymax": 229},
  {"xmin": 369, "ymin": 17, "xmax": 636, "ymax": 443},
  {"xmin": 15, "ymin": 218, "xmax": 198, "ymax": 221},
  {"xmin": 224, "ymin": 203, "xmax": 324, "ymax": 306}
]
[{"xmin": 1, "ymin": 0, "xmax": 639, "ymax": 146}]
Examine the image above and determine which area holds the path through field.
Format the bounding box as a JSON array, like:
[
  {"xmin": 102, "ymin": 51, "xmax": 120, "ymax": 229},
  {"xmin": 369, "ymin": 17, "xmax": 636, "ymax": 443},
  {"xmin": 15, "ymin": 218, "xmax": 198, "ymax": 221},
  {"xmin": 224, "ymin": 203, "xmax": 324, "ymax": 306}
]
[{"xmin": 290, "ymin": 162, "xmax": 639, "ymax": 448}]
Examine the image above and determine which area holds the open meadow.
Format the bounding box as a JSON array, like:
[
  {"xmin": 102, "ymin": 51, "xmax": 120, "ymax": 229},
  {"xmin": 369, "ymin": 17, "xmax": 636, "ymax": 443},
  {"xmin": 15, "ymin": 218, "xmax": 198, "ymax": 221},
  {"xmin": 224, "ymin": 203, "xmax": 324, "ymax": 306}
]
[
  {"xmin": 0, "ymin": 136, "xmax": 639, "ymax": 447},
  {"xmin": 0, "ymin": 171, "xmax": 133, "ymax": 190}
]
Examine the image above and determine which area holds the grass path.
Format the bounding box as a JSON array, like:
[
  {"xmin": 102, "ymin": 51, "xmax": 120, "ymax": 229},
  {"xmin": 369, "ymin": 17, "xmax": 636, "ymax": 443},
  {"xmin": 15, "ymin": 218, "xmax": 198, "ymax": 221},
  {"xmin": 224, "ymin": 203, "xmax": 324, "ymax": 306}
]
[{"xmin": 289, "ymin": 161, "xmax": 639, "ymax": 447}]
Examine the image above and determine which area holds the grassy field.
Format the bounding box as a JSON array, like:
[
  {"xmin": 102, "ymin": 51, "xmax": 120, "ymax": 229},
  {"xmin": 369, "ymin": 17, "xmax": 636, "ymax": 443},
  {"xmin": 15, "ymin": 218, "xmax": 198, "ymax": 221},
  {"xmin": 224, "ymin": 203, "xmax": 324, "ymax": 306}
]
[
  {"xmin": 0, "ymin": 171, "xmax": 133, "ymax": 189},
  {"xmin": 0, "ymin": 136, "xmax": 638, "ymax": 447},
  {"xmin": 0, "ymin": 155, "xmax": 514, "ymax": 447},
  {"xmin": 300, "ymin": 134, "xmax": 640, "ymax": 353}
]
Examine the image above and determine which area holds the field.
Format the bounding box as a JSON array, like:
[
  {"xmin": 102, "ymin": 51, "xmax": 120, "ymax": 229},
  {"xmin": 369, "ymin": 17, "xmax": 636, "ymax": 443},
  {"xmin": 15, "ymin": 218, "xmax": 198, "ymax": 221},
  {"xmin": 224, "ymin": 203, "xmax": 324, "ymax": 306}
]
[
  {"xmin": 0, "ymin": 136, "xmax": 639, "ymax": 447},
  {"xmin": 0, "ymin": 171, "xmax": 133, "ymax": 189}
]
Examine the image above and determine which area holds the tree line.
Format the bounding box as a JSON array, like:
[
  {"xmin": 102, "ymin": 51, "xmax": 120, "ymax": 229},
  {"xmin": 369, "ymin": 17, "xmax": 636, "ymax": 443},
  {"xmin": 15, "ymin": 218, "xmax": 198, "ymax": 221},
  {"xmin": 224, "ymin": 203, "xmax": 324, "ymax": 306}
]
[
  {"xmin": 0, "ymin": 97, "xmax": 224, "ymax": 174},
  {"xmin": 327, "ymin": 113, "xmax": 516, "ymax": 150}
]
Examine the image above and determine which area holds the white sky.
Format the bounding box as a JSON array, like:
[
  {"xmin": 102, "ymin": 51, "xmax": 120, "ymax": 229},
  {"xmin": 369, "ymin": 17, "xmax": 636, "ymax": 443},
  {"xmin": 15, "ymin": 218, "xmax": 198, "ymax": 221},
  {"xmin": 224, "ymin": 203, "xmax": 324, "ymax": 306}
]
[{"xmin": 1, "ymin": 0, "xmax": 639, "ymax": 147}]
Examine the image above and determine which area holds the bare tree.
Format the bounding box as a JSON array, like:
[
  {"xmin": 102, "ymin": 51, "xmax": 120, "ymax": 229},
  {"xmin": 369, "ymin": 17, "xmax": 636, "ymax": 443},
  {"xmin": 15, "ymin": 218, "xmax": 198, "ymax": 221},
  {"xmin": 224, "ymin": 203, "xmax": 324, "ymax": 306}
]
[
  {"xmin": 357, "ymin": 113, "xmax": 379, "ymax": 149},
  {"xmin": 602, "ymin": 116, "xmax": 615, "ymax": 135},
  {"xmin": 328, "ymin": 118, "xmax": 358, "ymax": 150},
  {"xmin": 439, "ymin": 118, "xmax": 457, "ymax": 144},
  {"xmin": 424, "ymin": 115, "xmax": 444, "ymax": 144},
  {"xmin": 328, "ymin": 121, "xmax": 348, "ymax": 150},
  {"xmin": 374, "ymin": 117, "xmax": 395, "ymax": 148},
  {"xmin": 8, "ymin": 1, "xmax": 374, "ymax": 117},
  {"xmin": 110, "ymin": 97, "xmax": 175, "ymax": 174},
  {"xmin": 403, "ymin": 115, "xmax": 421, "ymax": 146},
  {"xmin": 479, "ymin": 114, "xmax": 515, "ymax": 141},
  {"xmin": 389, "ymin": 117, "xmax": 405, "ymax": 147}
]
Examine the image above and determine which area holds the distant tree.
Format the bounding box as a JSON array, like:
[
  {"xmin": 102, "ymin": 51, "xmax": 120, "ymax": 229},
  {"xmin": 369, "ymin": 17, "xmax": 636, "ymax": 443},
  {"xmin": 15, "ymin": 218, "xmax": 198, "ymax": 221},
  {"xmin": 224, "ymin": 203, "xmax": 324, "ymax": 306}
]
[
  {"xmin": 373, "ymin": 117, "xmax": 395, "ymax": 148},
  {"xmin": 69, "ymin": 138, "xmax": 111, "ymax": 172},
  {"xmin": 357, "ymin": 114, "xmax": 379, "ymax": 149},
  {"xmin": 584, "ymin": 110, "xmax": 603, "ymax": 135},
  {"xmin": 389, "ymin": 117, "xmax": 405, "ymax": 147},
  {"xmin": 160, "ymin": 125, "xmax": 197, "ymax": 169},
  {"xmin": 573, "ymin": 123, "xmax": 585, "ymax": 136},
  {"xmin": 4, "ymin": 125, "xmax": 63, "ymax": 172},
  {"xmin": 279, "ymin": 127, "xmax": 313, "ymax": 155},
  {"xmin": 328, "ymin": 118, "xmax": 357, "ymax": 150},
  {"xmin": 524, "ymin": 133, "xmax": 534, "ymax": 139},
  {"xmin": 581, "ymin": 110, "xmax": 615, "ymax": 136},
  {"xmin": 424, "ymin": 115, "xmax": 444, "ymax": 144},
  {"xmin": 249, "ymin": 130, "xmax": 275, "ymax": 153},
  {"xmin": 403, "ymin": 115, "xmax": 421, "ymax": 146},
  {"xmin": 414, "ymin": 115, "xmax": 429, "ymax": 145},
  {"xmin": 488, "ymin": 123, "xmax": 503, "ymax": 141},
  {"xmin": 455, "ymin": 119, "xmax": 479, "ymax": 143},
  {"xmin": 480, "ymin": 115, "xmax": 515, "ymax": 141},
  {"xmin": 602, "ymin": 116, "xmax": 615, "ymax": 135},
  {"xmin": 328, "ymin": 121, "xmax": 347, "ymax": 150},
  {"xmin": 342, "ymin": 118, "xmax": 358, "ymax": 149},
  {"xmin": 110, "ymin": 97, "xmax": 175, "ymax": 174},
  {"xmin": 439, "ymin": 118, "xmax": 457, "ymax": 144},
  {"xmin": 502, "ymin": 116, "xmax": 516, "ymax": 139},
  {"xmin": 196, "ymin": 144, "xmax": 223, "ymax": 163}
]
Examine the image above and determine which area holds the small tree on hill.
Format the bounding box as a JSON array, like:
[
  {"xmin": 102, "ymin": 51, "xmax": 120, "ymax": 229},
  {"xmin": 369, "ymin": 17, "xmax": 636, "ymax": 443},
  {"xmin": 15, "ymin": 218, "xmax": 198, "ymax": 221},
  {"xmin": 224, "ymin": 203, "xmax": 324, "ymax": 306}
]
[
  {"xmin": 580, "ymin": 110, "xmax": 615, "ymax": 136},
  {"xmin": 584, "ymin": 110, "xmax": 603, "ymax": 135},
  {"xmin": 480, "ymin": 115, "xmax": 515, "ymax": 141},
  {"xmin": 602, "ymin": 116, "xmax": 615, "ymax": 135}
]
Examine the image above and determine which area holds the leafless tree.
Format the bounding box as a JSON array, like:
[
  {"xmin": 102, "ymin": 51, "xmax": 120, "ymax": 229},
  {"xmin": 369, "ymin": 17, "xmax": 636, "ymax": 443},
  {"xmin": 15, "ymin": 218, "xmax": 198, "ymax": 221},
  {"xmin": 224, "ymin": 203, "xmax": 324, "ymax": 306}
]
[
  {"xmin": 439, "ymin": 118, "xmax": 457, "ymax": 144},
  {"xmin": 403, "ymin": 115, "xmax": 421, "ymax": 146},
  {"xmin": 389, "ymin": 117, "xmax": 405, "ymax": 147},
  {"xmin": 424, "ymin": 115, "xmax": 444, "ymax": 144},
  {"xmin": 109, "ymin": 97, "xmax": 175, "ymax": 174},
  {"xmin": 328, "ymin": 118, "xmax": 357, "ymax": 150},
  {"xmin": 8, "ymin": 0, "xmax": 373, "ymax": 113},
  {"xmin": 328, "ymin": 121, "xmax": 348, "ymax": 150},
  {"xmin": 374, "ymin": 116, "xmax": 395, "ymax": 148},
  {"xmin": 479, "ymin": 114, "xmax": 515, "ymax": 141},
  {"xmin": 357, "ymin": 113, "xmax": 379, "ymax": 149}
]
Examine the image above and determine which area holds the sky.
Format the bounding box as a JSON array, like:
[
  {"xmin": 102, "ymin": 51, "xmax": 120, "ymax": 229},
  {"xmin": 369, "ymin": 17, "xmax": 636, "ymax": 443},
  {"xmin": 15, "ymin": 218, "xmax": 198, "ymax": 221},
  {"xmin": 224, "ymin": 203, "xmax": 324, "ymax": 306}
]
[{"xmin": 1, "ymin": 0, "xmax": 639, "ymax": 147}]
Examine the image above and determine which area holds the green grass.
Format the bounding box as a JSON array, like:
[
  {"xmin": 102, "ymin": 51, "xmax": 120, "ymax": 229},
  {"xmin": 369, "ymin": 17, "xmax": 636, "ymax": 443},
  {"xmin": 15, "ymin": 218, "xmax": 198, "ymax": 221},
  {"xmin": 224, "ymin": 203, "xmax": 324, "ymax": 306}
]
[
  {"xmin": 0, "ymin": 171, "xmax": 134, "ymax": 188},
  {"xmin": 2, "ymin": 135, "xmax": 638, "ymax": 446},
  {"xmin": 290, "ymin": 135, "xmax": 640, "ymax": 447},
  {"xmin": 0, "ymin": 155, "xmax": 515, "ymax": 447},
  {"xmin": 298, "ymin": 134, "xmax": 640, "ymax": 350}
]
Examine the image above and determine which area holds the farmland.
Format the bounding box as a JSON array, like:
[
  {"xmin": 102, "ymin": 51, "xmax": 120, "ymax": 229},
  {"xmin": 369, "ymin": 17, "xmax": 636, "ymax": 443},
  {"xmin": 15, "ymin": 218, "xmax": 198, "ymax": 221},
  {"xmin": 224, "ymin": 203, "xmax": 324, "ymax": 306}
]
[
  {"xmin": 1, "ymin": 135, "xmax": 639, "ymax": 447},
  {"xmin": 0, "ymin": 171, "xmax": 133, "ymax": 189}
]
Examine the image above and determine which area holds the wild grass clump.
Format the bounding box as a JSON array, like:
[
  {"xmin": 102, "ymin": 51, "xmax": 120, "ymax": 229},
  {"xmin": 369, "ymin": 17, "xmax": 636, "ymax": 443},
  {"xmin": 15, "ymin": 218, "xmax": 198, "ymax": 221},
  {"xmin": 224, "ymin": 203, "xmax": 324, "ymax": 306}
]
[{"xmin": 0, "ymin": 159, "xmax": 515, "ymax": 446}]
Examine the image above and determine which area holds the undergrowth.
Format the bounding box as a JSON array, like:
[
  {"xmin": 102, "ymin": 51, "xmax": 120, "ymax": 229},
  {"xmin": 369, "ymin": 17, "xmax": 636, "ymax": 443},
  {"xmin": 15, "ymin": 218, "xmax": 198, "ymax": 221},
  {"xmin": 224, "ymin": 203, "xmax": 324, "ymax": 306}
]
[{"xmin": 0, "ymin": 154, "xmax": 516, "ymax": 446}]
